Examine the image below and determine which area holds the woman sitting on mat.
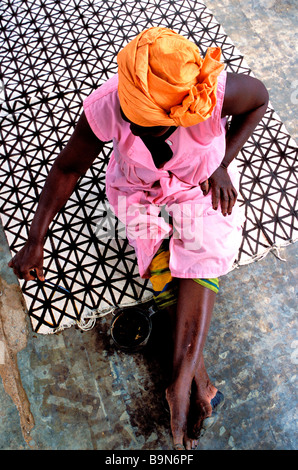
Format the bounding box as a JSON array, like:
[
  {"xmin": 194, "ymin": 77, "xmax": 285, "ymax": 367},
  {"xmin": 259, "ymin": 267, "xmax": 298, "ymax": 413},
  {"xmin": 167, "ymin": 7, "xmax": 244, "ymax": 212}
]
[{"xmin": 8, "ymin": 27, "xmax": 269, "ymax": 450}]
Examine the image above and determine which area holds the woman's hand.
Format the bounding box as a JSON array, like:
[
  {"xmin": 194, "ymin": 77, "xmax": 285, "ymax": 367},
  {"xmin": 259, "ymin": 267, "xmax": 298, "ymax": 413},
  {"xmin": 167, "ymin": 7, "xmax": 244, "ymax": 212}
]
[
  {"xmin": 8, "ymin": 239, "xmax": 44, "ymax": 282},
  {"xmin": 200, "ymin": 166, "xmax": 238, "ymax": 216}
]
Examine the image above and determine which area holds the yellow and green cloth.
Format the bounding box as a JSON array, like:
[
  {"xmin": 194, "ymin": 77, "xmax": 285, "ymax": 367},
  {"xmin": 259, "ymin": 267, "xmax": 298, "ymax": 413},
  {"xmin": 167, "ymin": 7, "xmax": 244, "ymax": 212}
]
[{"xmin": 149, "ymin": 241, "xmax": 219, "ymax": 310}]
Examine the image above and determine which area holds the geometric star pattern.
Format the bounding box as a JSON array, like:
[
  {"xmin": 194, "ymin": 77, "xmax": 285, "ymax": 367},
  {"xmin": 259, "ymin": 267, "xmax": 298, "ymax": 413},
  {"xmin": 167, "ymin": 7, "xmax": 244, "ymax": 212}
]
[{"xmin": 0, "ymin": 0, "xmax": 297, "ymax": 333}]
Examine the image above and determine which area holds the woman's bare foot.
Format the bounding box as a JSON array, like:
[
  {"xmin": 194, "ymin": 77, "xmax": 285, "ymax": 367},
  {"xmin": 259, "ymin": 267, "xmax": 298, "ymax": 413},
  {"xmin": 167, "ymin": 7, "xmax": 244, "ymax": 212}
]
[
  {"xmin": 166, "ymin": 378, "xmax": 201, "ymax": 450},
  {"xmin": 165, "ymin": 363, "xmax": 217, "ymax": 450},
  {"xmin": 187, "ymin": 359, "xmax": 218, "ymax": 439}
]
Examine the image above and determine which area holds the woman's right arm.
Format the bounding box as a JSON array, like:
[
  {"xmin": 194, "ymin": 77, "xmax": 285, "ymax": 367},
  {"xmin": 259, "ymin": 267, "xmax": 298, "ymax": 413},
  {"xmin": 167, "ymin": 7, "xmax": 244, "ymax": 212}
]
[{"xmin": 8, "ymin": 111, "xmax": 104, "ymax": 281}]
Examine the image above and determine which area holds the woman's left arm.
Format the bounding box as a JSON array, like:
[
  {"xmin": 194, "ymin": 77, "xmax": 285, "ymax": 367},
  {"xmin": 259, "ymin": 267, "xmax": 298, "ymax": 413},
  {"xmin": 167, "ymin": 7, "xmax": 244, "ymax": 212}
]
[{"xmin": 203, "ymin": 72, "xmax": 269, "ymax": 216}]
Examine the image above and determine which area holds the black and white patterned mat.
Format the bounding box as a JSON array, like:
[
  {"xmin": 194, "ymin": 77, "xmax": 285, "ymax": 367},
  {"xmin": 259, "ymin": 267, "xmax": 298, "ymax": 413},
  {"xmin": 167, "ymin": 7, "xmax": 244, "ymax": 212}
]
[{"xmin": 0, "ymin": 0, "xmax": 297, "ymax": 334}]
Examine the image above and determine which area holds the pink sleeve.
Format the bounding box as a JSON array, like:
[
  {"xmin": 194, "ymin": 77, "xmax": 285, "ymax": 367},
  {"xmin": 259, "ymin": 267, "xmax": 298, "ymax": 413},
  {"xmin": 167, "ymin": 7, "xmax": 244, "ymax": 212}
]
[
  {"xmin": 83, "ymin": 74, "xmax": 120, "ymax": 142},
  {"xmin": 211, "ymin": 70, "xmax": 227, "ymax": 136}
]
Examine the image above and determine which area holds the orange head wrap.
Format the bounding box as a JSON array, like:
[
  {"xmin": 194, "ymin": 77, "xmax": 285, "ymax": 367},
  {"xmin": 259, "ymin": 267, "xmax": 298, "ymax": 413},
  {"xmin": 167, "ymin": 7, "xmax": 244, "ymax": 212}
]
[{"xmin": 117, "ymin": 27, "xmax": 224, "ymax": 128}]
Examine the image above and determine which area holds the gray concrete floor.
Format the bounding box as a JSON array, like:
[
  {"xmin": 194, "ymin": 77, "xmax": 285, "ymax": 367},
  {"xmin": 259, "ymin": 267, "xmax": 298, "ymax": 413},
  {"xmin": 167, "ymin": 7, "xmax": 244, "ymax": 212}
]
[
  {"xmin": 205, "ymin": 0, "xmax": 298, "ymax": 142},
  {"xmin": 0, "ymin": 0, "xmax": 297, "ymax": 451}
]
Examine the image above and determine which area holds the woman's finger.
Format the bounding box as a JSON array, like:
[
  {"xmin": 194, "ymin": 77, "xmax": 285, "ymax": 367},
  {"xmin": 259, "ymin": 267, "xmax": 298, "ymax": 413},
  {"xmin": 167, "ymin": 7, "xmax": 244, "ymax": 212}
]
[
  {"xmin": 35, "ymin": 266, "xmax": 45, "ymax": 282},
  {"xmin": 211, "ymin": 186, "xmax": 221, "ymax": 211},
  {"xmin": 220, "ymin": 189, "xmax": 229, "ymax": 216},
  {"xmin": 227, "ymin": 187, "xmax": 238, "ymax": 215},
  {"xmin": 200, "ymin": 179, "xmax": 209, "ymax": 195}
]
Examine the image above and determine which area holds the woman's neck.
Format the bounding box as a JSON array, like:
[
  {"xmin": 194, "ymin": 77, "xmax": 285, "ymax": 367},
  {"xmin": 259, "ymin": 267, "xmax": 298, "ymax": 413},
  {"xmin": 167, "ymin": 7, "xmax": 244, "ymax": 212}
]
[{"xmin": 141, "ymin": 127, "xmax": 176, "ymax": 168}]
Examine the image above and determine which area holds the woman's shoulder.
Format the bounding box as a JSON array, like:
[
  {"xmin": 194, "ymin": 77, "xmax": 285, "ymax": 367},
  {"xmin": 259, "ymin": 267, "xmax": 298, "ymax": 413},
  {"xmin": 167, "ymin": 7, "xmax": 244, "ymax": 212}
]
[
  {"xmin": 83, "ymin": 74, "xmax": 122, "ymax": 142},
  {"xmin": 222, "ymin": 72, "xmax": 269, "ymax": 117}
]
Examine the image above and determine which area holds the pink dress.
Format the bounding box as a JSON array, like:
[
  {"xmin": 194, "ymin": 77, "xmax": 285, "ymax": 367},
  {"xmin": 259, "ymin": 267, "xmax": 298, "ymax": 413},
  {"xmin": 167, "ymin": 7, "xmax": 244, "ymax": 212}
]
[{"xmin": 83, "ymin": 71, "xmax": 245, "ymax": 279}]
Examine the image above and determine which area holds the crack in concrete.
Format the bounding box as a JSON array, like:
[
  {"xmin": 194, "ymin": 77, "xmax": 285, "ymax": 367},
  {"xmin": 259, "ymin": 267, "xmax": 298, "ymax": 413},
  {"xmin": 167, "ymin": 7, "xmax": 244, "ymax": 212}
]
[{"xmin": 0, "ymin": 277, "xmax": 35, "ymax": 447}]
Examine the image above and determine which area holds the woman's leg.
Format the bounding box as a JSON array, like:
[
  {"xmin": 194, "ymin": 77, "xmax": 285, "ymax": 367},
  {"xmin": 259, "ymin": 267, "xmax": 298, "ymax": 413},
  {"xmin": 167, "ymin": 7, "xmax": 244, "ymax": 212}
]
[{"xmin": 165, "ymin": 279, "xmax": 217, "ymax": 449}]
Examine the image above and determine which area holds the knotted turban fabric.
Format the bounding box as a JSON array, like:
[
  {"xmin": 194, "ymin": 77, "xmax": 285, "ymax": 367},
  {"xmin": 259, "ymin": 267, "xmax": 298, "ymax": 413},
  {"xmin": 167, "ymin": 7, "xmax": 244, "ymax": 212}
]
[{"xmin": 117, "ymin": 27, "xmax": 225, "ymax": 127}]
